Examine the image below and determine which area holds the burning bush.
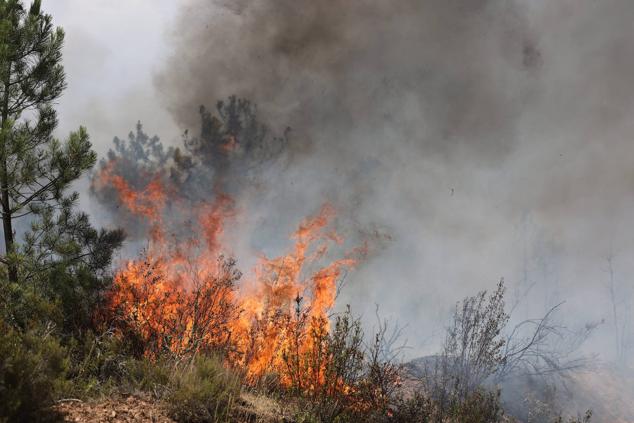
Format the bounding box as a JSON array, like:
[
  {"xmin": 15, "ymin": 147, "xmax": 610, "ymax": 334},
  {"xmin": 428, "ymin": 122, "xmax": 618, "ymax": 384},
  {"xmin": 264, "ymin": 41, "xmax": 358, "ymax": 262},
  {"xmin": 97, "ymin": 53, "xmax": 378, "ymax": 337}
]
[
  {"xmin": 89, "ymin": 141, "xmax": 415, "ymax": 421},
  {"xmin": 279, "ymin": 302, "xmax": 403, "ymax": 422},
  {"xmin": 106, "ymin": 255, "xmax": 241, "ymax": 359},
  {"xmin": 96, "ymin": 150, "xmax": 366, "ymax": 382}
]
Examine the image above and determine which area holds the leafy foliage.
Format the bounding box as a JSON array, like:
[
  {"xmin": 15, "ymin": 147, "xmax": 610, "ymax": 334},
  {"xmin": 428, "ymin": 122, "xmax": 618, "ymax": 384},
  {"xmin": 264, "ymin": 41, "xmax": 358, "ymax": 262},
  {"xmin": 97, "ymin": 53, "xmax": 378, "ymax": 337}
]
[
  {"xmin": 0, "ymin": 320, "xmax": 69, "ymax": 422},
  {"xmin": 0, "ymin": 0, "xmax": 123, "ymax": 282}
]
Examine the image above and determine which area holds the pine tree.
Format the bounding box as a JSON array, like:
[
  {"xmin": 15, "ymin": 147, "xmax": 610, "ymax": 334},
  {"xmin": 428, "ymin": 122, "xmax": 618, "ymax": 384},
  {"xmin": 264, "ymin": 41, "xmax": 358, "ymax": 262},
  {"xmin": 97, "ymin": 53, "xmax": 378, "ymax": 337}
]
[{"xmin": 0, "ymin": 0, "xmax": 123, "ymax": 282}]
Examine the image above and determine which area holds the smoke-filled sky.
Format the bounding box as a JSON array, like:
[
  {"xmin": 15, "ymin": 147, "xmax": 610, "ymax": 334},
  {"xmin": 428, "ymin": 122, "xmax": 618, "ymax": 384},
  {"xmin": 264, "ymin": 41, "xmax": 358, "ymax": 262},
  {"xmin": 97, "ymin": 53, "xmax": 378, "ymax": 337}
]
[
  {"xmin": 47, "ymin": 0, "xmax": 634, "ymax": 359},
  {"xmin": 47, "ymin": 0, "xmax": 179, "ymax": 149}
]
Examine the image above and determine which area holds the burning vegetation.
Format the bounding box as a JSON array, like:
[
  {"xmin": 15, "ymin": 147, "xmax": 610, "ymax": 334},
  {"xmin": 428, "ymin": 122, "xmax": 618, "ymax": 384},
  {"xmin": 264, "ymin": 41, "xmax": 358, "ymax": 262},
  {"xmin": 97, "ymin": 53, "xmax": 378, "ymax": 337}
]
[
  {"xmin": 90, "ymin": 113, "xmax": 363, "ymax": 376},
  {"xmin": 98, "ymin": 166, "xmax": 362, "ymax": 381},
  {"xmin": 88, "ymin": 111, "xmax": 403, "ymax": 413},
  {"xmin": 1, "ymin": 1, "xmax": 629, "ymax": 422},
  {"xmin": 82, "ymin": 104, "xmax": 598, "ymax": 422}
]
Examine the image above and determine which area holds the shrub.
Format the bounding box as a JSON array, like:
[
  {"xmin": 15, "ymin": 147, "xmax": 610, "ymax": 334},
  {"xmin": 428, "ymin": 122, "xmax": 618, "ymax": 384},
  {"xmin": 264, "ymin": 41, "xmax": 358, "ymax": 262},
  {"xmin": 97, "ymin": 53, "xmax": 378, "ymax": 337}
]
[
  {"xmin": 61, "ymin": 328, "xmax": 141, "ymax": 398},
  {"xmin": 389, "ymin": 391, "xmax": 434, "ymax": 422},
  {"xmin": 42, "ymin": 266, "xmax": 115, "ymax": 335},
  {"xmin": 554, "ymin": 411, "xmax": 592, "ymax": 423},
  {"xmin": 281, "ymin": 304, "xmax": 402, "ymax": 423},
  {"xmin": 0, "ymin": 322, "xmax": 69, "ymax": 422},
  {"xmin": 121, "ymin": 357, "xmax": 172, "ymax": 396},
  {"xmin": 106, "ymin": 256, "xmax": 241, "ymax": 359},
  {"xmin": 431, "ymin": 279, "xmax": 508, "ymax": 406},
  {"xmin": 282, "ymin": 310, "xmax": 364, "ymax": 422},
  {"xmin": 450, "ymin": 389, "xmax": 505, "ymax": 423},
  {"xmin": 388, "ymin": 388, "xmax": 505, "ymax": 423},
  {"xmin": 165, "ymin": 356, "xmax": 241, "ymax": 423},
  {"xmin": 0, "ymin": 280, "xmax": 63, "ymax": 331}
]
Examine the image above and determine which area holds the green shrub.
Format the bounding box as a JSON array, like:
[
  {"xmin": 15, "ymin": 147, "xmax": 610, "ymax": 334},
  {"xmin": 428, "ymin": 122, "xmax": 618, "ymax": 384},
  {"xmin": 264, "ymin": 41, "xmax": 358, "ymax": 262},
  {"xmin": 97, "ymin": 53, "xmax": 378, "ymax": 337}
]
[
  {"xmin": 0, "ymin": 323, "xmax": 69, "ymax": 422},
  {"xmin": 42, "ymin": 266, "xmax": 114, "ymax": 335},
  {"xmin": 121, "ymin": 357, "xmax": 172, "ymax": 396},
  {"xmin": 0, "ymin": 280, "xmax": 63, "ymax": 331},
  {"xmin": 165, "ymin": 356, "xmax": 241, "ymax": 423},
  {"xmin": 61, "ymin": 329, "xmax": 131, "ymax": 398}
]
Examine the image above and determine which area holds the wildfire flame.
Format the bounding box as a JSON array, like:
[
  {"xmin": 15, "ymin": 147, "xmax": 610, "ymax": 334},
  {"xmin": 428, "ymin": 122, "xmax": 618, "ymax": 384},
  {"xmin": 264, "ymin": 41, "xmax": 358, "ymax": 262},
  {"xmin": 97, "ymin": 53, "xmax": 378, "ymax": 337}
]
[{"xmin": 96, "ymin": 160, "xmax": 364, "ymax": 383}]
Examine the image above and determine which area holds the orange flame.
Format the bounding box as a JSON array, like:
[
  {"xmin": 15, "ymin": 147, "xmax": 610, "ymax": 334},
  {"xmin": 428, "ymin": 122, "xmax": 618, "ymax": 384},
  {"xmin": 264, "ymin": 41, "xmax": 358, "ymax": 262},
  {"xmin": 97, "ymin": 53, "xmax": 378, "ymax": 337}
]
[
  {"xmin": 97, "ymin": 163, "xmax": 363, "ymax": 385},
  {"xmin": 95, "ymin": 160, "xmax": 166, "ymax": 224},
  {"xmin": 232, "ymin": 204, "xmax": 362, "ymax": 380}
]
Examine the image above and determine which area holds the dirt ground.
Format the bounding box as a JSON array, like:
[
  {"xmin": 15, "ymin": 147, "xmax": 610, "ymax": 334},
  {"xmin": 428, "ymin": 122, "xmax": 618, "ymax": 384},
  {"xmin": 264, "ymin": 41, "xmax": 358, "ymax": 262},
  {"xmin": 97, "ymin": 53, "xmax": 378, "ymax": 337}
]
[
  {"xmin": 54, "ymin": 395, "xmax": 175, "ymax": 423},
  {"xmin": 53, "ymin": 391, "xmax": 291, "ymax": 423}
]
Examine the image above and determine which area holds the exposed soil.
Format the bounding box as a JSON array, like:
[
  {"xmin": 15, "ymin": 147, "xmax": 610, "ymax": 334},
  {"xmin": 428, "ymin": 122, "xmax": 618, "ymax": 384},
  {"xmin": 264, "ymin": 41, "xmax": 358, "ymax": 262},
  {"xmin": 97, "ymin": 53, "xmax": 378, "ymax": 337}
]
[
  {"xmin": 55, "ymin": 395, "xmax": 174, "ymax": 423},
  {"xmin": 53, "ymin": 391, "xmax": 293, "ymax": 423}
]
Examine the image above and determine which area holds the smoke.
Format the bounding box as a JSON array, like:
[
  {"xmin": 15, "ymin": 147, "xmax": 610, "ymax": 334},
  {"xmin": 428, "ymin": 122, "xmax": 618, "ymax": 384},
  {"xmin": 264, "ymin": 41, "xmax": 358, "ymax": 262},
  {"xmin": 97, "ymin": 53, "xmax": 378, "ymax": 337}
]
[
  {"xmin": 157, "ymin": 0, "xmax": 537, "ymax": 158},
  {"xmin": 138, "ymin": 0, "xmax": 634, "ymax": 366}
]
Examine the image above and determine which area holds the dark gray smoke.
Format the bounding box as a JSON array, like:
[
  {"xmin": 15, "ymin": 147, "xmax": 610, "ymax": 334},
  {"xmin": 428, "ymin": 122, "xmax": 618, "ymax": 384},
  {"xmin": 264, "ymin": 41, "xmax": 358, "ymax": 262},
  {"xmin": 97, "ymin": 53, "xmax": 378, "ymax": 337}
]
[
  {"xmin": 151, "ymin": 0, "xmax": 634, "ymax": 381},
  {"xmin": 157, "ymin": 0, "xmax": 538, "ymax": 161}
]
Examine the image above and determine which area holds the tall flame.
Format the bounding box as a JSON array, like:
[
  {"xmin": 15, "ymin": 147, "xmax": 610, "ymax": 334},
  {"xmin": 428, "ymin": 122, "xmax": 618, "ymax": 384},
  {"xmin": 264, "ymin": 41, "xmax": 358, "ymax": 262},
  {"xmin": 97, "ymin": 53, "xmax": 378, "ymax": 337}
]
[{"xmin": 97, "ymin": 163, "xmax": 363, "ymax": 382}]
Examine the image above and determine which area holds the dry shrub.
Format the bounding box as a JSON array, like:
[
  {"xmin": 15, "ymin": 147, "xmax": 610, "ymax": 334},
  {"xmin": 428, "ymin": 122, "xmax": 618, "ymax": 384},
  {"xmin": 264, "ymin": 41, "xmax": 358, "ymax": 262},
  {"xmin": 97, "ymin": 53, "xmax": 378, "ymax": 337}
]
[
  {"xmin": 389, "ymin": 388, "xmax": 506, "ymax": 423},
  {"xmin": 106, "ymin": 256, "xmax": 241, "ymax": 359},
  {"xmin": 554, "ymin": 411, "xmax": 592, "ymax": 423},
  {"xmin": 280, "ymin": 303, "xmax": 402, "ymax": 422}
]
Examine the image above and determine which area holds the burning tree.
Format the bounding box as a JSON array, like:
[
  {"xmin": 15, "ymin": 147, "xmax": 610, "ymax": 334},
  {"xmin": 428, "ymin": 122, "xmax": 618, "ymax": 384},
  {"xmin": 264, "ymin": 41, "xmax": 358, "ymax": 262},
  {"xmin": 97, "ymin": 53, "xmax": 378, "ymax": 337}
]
[
  {"xmin": 90, "ymin": 96, "xmax": 289, "ymax": 238},
  {"xmin": 185, "ymin": 96, "xmax": 288, "ymax": 177}
]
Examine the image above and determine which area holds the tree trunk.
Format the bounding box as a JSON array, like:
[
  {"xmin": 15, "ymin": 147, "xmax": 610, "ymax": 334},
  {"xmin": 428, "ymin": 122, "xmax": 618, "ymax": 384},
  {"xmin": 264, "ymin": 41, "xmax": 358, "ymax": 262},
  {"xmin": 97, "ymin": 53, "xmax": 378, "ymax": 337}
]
[
  {"xmin": 1, "ymin": 190, "xmax": 16, "ymax": 282},
  {"xmin": 1, "ymin": 62, "xmax": 17, "ymax": 283}
]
